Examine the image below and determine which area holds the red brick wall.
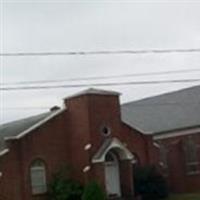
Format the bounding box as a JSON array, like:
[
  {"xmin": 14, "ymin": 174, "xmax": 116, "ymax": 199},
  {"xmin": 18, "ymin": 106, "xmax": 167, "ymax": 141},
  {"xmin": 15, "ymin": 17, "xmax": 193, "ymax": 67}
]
[
  {"xmin": 65, "ymin": 95, "xmax": 91, "ymax": 183},
  {"xmin": 0, "ymin": 142, "xmax": 23, "ymax": 200},
  {"xmin": 120, "ymin": 123, "xmax": 157, "ymax": 166},
  {"xmin": 119, "ymin": 160, "xmax": 134, "ymax": 197},
  {"xmin": 0, "ymin": 111, "xmax": 72, "ymax": 200},
  {"xmin": 156, "ymin": 132, "xmax": 200, "ymax": 193},
  {"xmin": 87, "ymin": 95, "xmax": 122, "ymax": 154}
]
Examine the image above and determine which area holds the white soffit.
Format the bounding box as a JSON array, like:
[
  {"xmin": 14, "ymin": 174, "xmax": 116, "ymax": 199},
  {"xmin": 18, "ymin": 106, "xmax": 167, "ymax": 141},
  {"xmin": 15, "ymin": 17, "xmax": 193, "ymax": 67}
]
[
  {"xmin": 92, "ymin": 137, "xmax": 134, "ymax": 163},
  {"xmin": 153, "ymin": 127, "xmax": 200, "ymax": 140},
  {"xmin": 0, "ymin": 148, "xmax": 9, "ymax": 157}
]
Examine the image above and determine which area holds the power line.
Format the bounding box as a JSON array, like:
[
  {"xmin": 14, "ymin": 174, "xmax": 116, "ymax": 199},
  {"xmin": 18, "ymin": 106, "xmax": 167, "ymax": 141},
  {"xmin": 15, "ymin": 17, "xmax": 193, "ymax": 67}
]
[
  {"xmin": 124, "ymin": 102, "xmax": 200, "ymax": 107},
  {"xmin": 1, "ymin": 107, "xmax": 50, "ymax": 110},
  {"xmin": 1, "ymin": 68, "xmax": 200, "ymax": 86},
  {"xmin": 1, "ymin": 101, "xmax": 199, "ymax": 110},
  {"xmin": 1, "ymin": 79, "xmax": 200, "ymax": 91},
  {"xmin": 1, "ymin": 48, "xmax": 200, "ymax": 57}
]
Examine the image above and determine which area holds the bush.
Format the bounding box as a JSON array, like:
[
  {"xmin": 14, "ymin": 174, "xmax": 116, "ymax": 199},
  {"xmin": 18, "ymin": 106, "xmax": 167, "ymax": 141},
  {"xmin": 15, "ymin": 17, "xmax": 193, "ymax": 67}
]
[
  {"xmin": 48, "ymin": 167, "xmax": 83, "ymax": 200},
  {"xmin": 134, "ymin": 165, "xmax": 169, "ymax": 200},
  {"xmin": 82, "ymin": 181, "xmax": 106, "ymax": 200}
]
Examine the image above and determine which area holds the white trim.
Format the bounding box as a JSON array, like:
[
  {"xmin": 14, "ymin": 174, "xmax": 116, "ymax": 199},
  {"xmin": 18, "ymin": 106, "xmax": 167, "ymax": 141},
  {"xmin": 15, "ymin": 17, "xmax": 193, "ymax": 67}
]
[
  {"xmin": 0, "ymin": 172, "xmax": 2, "ymax": 177},
  {"xmin": 92, "ymin": 137, "xmax": 134, "ymax": 163},
  {"xmin": 83, "ymin": 166, "xmax": 91, "ymax": 173},
  {"xmin": 5, "ymin": 108, "xmax": 66, "ymax": 140},
  {"xmin": 31, "ymin": 162, "xmax": 47, "ymax": 195},
  {"xmin": 131, "ymin": 159, "xmax": 137, "ymax": 164},
  {"xmin": 0, "ymin": 148, "xmax": 9, "ymax": 157},
  {"xmin": 84, "ymin": 144, "xmax": 92, "ymax": 151},
  {"xmin": 153, "ymin": 127, "xmax": 200, "ymax": 140},
  {"xmin": 153, "ymin": 142, "xmax": 160, "ymax": 148}
]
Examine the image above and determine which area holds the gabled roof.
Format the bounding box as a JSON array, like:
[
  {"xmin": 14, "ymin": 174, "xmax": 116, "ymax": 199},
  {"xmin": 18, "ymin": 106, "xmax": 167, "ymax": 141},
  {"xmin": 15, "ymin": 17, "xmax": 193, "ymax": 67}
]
[
  {"xmin": 1, "ymin": 86, "xmax": 199, "ymax": 154},
  {"xmin": 92, "ymin": 137, "xmax": 134, "ymax": 163},
  {"xmin": 0, "ymin": 109, "xmax": 64, "ymax": 152},
  {"xmin": 121, "ymin": 85, "xmax": 200, "ymax": 134},
  {"xmin": 0, "ymin": 87, "xmax": 120, "ymax": 154}
]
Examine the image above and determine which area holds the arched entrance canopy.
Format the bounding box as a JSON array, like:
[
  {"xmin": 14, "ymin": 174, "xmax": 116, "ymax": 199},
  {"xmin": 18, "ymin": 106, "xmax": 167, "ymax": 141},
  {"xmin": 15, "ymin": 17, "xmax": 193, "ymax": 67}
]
[{"xmin": 92, "ymin": 137, "xmax": 134, "ymax": 163}]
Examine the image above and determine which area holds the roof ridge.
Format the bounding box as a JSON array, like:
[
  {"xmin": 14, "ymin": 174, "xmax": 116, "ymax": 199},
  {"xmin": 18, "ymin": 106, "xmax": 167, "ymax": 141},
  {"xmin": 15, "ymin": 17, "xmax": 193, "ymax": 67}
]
[
  {"xmin": 121, "ymin": 84, "xmax": 200, "ymax": 134},
  {"xmin": 123, "ymin": 84, "xmax": 200, "ymax": 105}
]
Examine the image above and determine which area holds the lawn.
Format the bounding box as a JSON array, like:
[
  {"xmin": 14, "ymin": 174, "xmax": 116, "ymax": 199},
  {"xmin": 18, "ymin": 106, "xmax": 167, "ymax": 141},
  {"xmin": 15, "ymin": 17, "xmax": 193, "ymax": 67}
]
[{"xmin": 167, "ymin": 193, "xmax": 200, "ymax": 200}]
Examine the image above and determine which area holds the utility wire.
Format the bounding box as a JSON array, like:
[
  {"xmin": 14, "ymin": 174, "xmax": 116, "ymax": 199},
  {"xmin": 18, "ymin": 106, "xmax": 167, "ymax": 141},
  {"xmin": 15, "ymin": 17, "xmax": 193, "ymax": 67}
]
[
  {"xmin": 1, "ymin": 48, "xmax": 200, "ymax": 57},
  {"xmin": 1, "ymin": 79, "xmax": 200, "ymax": 91},
  {"xmin": 1, "ymin": 68, "xmax": 200, "ymax": 86},
  {"xmin": 123, "ymin": 102, "xmax": 200, "ymax": 107},
  {"xmin": 2, "ymin": 101, "xmax": 200, "ymax": 110},
  {"xmin": 1, "ymin": 107, "xmax": 50, "ymax": 110}
]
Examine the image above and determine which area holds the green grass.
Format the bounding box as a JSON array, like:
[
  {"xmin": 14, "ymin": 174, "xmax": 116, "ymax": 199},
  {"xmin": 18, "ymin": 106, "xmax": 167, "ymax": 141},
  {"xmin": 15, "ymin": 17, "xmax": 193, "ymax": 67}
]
[{"xmin": 167, "ymin": 193, "xmax": 200, "ymax": 200}]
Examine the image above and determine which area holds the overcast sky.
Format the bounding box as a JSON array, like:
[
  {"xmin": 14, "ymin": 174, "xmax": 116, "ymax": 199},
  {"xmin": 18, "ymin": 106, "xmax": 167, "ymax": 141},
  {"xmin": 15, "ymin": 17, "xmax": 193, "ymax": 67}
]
[{"xmin": 0, "ymin": 0, "xmax": 200, "ymax": 124}]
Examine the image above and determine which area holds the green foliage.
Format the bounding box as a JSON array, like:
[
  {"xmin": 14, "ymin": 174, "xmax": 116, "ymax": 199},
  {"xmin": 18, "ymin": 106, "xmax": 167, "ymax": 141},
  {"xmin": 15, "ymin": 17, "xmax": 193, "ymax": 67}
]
[
  {"xmin": 82, "ymin": 181, "xmax": 106, "ymax": 200},
  {"xmin": 48, "ymin": 167, "xmax": 83, "ymax": 200},
  {"xmin": 134, "ymin": 165, "xmax": 169, "ymax": 200}
]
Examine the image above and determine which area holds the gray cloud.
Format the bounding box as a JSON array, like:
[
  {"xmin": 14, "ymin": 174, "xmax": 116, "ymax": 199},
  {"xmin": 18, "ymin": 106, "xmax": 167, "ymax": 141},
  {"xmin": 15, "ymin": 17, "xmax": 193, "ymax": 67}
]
[{"xmin": 0, "ymin": 0, "xmax": 200, "ymax": 123}]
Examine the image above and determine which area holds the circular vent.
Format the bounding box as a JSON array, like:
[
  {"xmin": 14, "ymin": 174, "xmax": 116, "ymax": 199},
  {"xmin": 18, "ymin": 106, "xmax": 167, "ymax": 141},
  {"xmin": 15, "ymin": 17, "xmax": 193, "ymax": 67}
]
[{"xmin": 100, "ymin": 125, "xmax": 111, "ymax": 136}]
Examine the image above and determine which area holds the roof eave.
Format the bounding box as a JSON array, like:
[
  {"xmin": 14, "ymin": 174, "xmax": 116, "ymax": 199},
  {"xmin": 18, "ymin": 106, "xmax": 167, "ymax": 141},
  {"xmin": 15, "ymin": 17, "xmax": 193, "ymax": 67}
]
[
  {"xmin": 122, "ymin": 121, "xmax": 153, "ymax": 135},
  {"xmin": 153, "ymin": 125, "xmax": 200, "ymax": 140},
  {"xmin": 5, "ymin": 108, "xmax": 66, "ymax": 141},
  {"xmin": 0, "ymin": 148, "xmax": 9, "ymax": 157}
]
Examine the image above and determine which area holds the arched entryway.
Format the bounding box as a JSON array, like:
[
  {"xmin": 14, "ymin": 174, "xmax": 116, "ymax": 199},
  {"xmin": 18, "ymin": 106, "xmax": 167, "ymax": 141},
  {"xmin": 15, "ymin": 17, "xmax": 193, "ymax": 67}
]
[
  {"xmin": 105, "ymin": 151, "xmax": 121, "ymax": 197},
  {"xmin": 92, "ymin": 138, "xmax": 135, "ymax": 198}
]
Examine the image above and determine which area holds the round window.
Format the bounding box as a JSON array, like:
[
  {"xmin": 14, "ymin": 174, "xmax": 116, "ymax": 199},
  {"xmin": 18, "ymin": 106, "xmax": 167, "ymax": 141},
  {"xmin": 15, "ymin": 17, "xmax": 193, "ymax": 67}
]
[{"xmin": 100, "ymin": 125, "xmax": 111, "ymax": 136}]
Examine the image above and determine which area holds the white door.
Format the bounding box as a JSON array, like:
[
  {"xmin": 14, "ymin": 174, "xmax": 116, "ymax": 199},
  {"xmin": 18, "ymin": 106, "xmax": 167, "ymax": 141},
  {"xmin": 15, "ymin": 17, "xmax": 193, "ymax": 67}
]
[{"xmin": 105, "ymin": 152, "xmax": 121, "ymax": 197}]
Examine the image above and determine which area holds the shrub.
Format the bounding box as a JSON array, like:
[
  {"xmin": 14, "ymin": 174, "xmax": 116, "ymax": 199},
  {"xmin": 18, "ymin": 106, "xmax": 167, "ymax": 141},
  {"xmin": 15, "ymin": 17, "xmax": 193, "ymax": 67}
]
[
  {"xmin": 48, "ymin": 167, "xmax": 83, "ymax": 200},
  {"xmin": 134, "ymin": 165, "xmax": 169, "ymax": 200},
  {"xmin": 82, "ymin": 181, "xmax": 106, "ymax": 200}
]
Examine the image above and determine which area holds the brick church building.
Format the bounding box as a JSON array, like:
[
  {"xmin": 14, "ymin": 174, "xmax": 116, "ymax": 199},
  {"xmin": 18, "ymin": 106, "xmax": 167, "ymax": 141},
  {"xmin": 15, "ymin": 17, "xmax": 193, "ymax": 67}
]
[
  {"xmin": 0, "ymin": 86, "xmax": 199, "ymax": 199},
  {"xmin": 0, "ymin": 89, "xmax": 157, "ymax": 200}
]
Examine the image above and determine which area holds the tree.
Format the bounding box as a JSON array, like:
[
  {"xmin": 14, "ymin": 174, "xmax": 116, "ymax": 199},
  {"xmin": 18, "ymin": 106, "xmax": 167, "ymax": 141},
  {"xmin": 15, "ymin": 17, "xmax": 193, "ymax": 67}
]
[
  {"xmin": 82, "ymin": 181, "xmax": 106, "ymax": 200},
  {"xmin": 48, "ymin": 167, "xmax": 83, "ymax": 200},
  {"xmin": 134, "ymin": 165, "xmax": 169, "ymax": 200}
]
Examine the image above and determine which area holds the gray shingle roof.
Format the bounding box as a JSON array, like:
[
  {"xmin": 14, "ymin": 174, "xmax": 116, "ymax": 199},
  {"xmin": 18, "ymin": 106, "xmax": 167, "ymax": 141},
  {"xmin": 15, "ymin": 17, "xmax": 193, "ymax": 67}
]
[
  {"xmin": 1, "ymin": 86, "xmax": 200, "ymax": 153},
  {"xmin": 0, "ymin": 112, "xmax": 52, "ymax": 151},
  {"xmin": 121, "ymin": 85, "xmax": 200, "ymax": 134}
]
